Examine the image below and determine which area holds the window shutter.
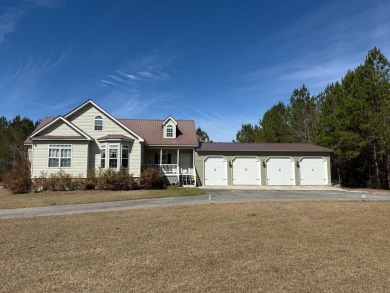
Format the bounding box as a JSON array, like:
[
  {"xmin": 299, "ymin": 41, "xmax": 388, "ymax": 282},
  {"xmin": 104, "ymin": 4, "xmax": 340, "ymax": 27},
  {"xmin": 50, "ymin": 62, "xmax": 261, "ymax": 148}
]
[
  {"xmin": 168, "ymin": 154, "xmax": 172, "ymax": 164},
  {"xmin": 154, "ymin": 154, "xmax": 158, "ymax": 164}
]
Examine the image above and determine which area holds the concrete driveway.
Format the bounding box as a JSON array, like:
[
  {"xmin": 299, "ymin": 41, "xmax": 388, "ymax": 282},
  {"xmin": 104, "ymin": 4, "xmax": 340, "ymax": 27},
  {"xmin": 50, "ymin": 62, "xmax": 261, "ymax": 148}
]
[{"xmin": 1, "ymin": 187, "xmax": 389, "ymax": 220}]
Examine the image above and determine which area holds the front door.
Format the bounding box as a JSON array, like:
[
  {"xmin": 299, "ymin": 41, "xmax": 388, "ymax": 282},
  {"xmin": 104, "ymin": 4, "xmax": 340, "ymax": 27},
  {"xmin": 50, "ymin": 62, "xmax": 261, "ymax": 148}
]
[{"xmin": 181, "ymin": 153, "xmax": 191, "ymax": 173}]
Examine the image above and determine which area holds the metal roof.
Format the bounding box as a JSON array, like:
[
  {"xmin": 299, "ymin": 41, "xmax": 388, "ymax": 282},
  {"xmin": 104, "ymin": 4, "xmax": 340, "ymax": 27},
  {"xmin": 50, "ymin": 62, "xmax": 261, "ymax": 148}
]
[
  {"xmin": 119, "ymin": 119, "xmax": 198, "ymax": 146},
  {"xmin": 196, "ymin": 142, "xmax": 333, "ymax": 152}
]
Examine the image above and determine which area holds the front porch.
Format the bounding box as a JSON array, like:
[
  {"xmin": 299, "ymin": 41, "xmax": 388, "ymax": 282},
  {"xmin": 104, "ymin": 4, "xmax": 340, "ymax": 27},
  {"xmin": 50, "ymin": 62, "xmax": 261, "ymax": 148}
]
[{"xmin": 143, "ymin": 148, "xmax": 196, "ymax": 187}]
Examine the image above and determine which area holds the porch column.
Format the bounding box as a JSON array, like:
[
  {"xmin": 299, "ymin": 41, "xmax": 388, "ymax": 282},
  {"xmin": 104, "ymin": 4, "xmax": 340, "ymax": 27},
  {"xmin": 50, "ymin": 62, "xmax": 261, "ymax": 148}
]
[
  {"xmin": 159, "ymin": 149, "xmax": 162, "ymax": 165},
  {"xmin": 193, "ymin": 149, "xmax": 196, "ymax": 186},
  {"xmin": 177, "ymin": 148, "xmax": 180, "ymax": 182}
]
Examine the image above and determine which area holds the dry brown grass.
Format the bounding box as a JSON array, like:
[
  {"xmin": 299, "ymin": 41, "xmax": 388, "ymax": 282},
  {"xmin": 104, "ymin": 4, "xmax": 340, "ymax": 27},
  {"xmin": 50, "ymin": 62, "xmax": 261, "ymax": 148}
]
[
  {"xmin": 0, "ymin": 185, "xmax": 203, "ymax": 209},
  {"xmin": 1, "ymin": 201, "xmax": 390, "ymax": 292}
]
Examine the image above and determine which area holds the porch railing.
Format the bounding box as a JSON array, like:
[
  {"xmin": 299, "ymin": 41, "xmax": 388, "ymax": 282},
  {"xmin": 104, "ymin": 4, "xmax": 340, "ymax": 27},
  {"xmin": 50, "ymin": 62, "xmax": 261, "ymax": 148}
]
[{"xmin": 143, "ymin": 164, "xmax": 179, "ymax": 174}]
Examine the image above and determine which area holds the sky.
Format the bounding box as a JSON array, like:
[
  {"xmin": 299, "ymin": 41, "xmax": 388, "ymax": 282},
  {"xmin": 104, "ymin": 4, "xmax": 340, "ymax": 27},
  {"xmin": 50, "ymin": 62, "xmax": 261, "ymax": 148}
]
[{"xmin": 1, "ymin": 0, "xmax": 390, "ymax": 142}]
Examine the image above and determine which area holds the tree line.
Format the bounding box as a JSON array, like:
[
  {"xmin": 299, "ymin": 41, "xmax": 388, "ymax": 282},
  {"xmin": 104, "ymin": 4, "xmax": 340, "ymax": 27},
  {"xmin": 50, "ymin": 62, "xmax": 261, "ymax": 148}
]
[
  {"xmin": 0, "ymin": 116, "xmax": 38, "ymax": 182},
  {"xmin": 235, "ymin": 47, "xmax": 390, "ymax": 188}
]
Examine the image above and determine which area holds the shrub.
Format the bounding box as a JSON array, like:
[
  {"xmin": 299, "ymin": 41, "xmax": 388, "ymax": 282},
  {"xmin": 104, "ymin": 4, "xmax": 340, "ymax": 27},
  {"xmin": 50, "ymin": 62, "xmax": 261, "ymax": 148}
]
[
  {"xmin": 96, "ymin": 168, "xmax": 136, "ymax": 190},
  {"xmin": 86, "ymin": 169, "xmax": 97, "ymax": 190},
  {"xmin": 33, "ymin": 170, "xmax": 74, "ymax": 191},
  {"xmin": 32, "ymin": 168, "xmax": 137, "ymax": 192},
  {"xmin": 140, "ymin": 168, "xmax": 164, "ymax": 189},
  {"xmin": 32, "ymin": 171, "xmax": 49, "ymax": 192},
  {"xmin": 49, "ymin": 170, "xmax": 73, "ymax": 191},
  {"xmin": 71, "ymin": 174, "xmax": 87, "ymax": 190},
  {"xmin": 3, "ymin": 159, "xmax": 32, "ymax": 194}
]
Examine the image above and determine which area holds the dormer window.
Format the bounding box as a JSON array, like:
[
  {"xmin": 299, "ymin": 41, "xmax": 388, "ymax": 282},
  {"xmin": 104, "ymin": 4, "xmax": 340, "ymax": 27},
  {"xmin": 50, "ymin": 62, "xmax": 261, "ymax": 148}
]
[
  {"xmin": 94, "ymin": 116, "xmax": 103, "ymax": 131},
  {"xmin": 162, "ymin": 116, "xmax": 177, "ymax": 138},
  {"xmin": 166, "ymin": 125, "xmax": 173, "ymax": 138}
]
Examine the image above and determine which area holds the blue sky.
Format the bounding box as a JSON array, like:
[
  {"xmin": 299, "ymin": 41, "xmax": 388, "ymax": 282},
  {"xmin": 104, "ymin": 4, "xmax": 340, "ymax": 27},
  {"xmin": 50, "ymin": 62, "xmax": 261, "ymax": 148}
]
[{"xmin": 1, "ymin": 0, "xmax": 389, "ymax": 142}]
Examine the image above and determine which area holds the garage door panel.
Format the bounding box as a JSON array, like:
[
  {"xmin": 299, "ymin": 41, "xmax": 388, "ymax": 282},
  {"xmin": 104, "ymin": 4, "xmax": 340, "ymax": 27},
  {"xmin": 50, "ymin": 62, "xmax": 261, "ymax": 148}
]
[
  {"xmin": 204, "ymin": 157, "xmax": 227, "ymax": 186},
  {"xmin": 232, "ymin": 157, "xmax": 261, "ymax": 185},
  {"xmin": 267, "ymin": 157, "xmax": 295, "ymax": 186},
  {"xmin": 300, "ymin": 157, "xmax": 327, "ymax": 185}
]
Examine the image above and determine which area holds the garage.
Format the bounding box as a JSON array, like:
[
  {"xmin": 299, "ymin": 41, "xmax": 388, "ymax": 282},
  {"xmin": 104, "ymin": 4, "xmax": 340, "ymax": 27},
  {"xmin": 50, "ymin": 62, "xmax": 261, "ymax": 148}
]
[
  {"xmin": 232, "ymin": 156, "xmax": 261, "ymax": 185},
  {"xmin": 196, "ymin": 142, "xmax": 332, "ymax": 186},
  {"xmin": 266, "ymin": 157, "xmax": 295, "ymax": 186},
  {"xmin": 204, "ymin": 156, "xmax": 227, "ymax": 186},
  {"xmin": 299, "ymin": 157, "xmax": 328, "ymax": 185}
]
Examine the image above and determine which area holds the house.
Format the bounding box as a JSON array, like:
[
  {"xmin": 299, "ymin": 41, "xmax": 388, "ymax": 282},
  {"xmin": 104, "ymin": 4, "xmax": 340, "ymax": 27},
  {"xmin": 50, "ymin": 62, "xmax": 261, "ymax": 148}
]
[
  {"xmin": 24, "ymin": 100, "xmax": 199, "ymax": 186},
  {"xmin": 24, "ymin": 100, "xmax": 333, "ymax": 187}
]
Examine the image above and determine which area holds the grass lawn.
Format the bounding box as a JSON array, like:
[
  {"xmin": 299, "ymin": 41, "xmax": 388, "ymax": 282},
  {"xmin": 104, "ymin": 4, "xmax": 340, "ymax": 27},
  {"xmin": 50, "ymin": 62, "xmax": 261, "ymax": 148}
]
[
  {"xmin": 0, "ymin": 186, "xmax": 203, "ymax": 209},
  {"xmin": 1, "ymin": 201, "xmax": 390, "ymax": 292}
]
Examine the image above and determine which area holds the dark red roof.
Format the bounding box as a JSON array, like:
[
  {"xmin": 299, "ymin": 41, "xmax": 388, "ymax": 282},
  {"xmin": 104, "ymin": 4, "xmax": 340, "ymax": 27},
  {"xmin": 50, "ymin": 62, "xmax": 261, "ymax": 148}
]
[
  {"xmin": 119, "ymin": 119, "xmax": 198, "ymax": 146},
  {"xmin": 196, "ymin": 142, "xmax": 333, "ymax": 153}
]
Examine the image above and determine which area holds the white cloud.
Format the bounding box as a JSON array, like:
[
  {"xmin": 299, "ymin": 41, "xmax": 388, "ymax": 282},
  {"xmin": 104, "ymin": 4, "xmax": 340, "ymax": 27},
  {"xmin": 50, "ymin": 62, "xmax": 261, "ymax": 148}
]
[
  {"xmin": 0, "ymin": 0, "xmax": 65, "ymax": 45},
  {"xmin": 0, "ymin": 52, "xmax": 69, "ymax": 104},
  {"xmin": 0, "ymin": 6, "xmax": 25, "ymax": 44},
  {"xmin": 27, "ymin": 0, "xmax": 66, "ymax": 9},
  {"xmin": 137, "ymin": 71, "xmax": 153, "ymax": 78},
  {"xmin": 116, "ymin": 70, "xmax": 140, "ymax": 81}
]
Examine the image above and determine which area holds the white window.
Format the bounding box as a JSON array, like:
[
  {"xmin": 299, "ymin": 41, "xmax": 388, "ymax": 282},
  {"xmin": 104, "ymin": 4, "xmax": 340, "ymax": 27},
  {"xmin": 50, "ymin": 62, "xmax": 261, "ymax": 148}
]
[
  {"xmin": 94, "ymin": 115, "xmax": 103, "ymax": 131},
  {"xmin": 122, "ymin": 145, "xmax": 129, "ymax": 168},
  {"xmin": 48, "ymin": 144, "xmax": 71, "ymax": 167},
  {"xmin": 100, "ymin": 147, "xmax": 106, "ymax": 168},
  {"xmin": 166, "ymin": 125, "xmax": 173, "ymax": 137},
  {"xmin": 109, "ymin": 146, "xmax": 118, "ymax": 168}
]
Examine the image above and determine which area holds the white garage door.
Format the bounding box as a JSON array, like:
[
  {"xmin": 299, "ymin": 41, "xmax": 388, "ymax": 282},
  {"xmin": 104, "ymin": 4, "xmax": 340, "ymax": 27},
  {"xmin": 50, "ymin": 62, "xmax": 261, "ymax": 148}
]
[
  {"xmin": 266, "ymin": 157, "xmax": 295, "ymax": 186},
  {"xmin": 204, "ymin": 156, "xmax": 227, "ymax": 186},
  {"xmin": 232, "ymin": 157, "xmax": 261, "ymax": 185},
  {"xmin": 300, "ymin": 157, "xmax": 328, "ymax": 185}
]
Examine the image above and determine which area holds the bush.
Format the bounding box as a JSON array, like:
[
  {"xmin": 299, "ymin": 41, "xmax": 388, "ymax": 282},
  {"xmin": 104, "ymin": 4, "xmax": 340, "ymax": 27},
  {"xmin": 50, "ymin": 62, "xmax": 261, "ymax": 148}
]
[
  {"xmin": 33, "ymin": 170, "xmax": 74, "ymax": 192},
  {"xmin": 86, "ymin": 169, "xmax": 97, "ymax": 190},
  {"xmin": 3, "ymin": 159, "xmax": 32, "ymax": 194},
  {"xmin": 49, "ymin": 170, "xmax": 73, "ymax": 191},
  {"xmin": 140, "ymin": 168, "xmax": 164, "ymax": 189},
  {"xmin": 96, "ymin": 168, "xmax": 136, "ymax": 190},
  {"xmin": 32, "ymin": 168, "xmax": 137, "ymax": 192}
]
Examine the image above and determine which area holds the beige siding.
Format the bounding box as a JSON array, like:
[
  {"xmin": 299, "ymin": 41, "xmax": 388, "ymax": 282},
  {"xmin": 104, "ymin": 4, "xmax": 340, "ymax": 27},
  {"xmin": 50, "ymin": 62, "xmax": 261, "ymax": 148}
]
[
  {"xmin": 67, "ymin": 103, "xmax": 142, "ymax": 177},
  {"xmin": 39, "ymin": 121, "xmax": 80, "ymax": 136},
  {"xmin": 195, "ymin": 151, "xmax": 331, "ymax": 186},
  {"xmin": 31, "ymin": 141, "xmax": 89, "ymax": 178},
  {"xmin": 67, "ymin": 103, "xmax": 134, "ymax": 140}
]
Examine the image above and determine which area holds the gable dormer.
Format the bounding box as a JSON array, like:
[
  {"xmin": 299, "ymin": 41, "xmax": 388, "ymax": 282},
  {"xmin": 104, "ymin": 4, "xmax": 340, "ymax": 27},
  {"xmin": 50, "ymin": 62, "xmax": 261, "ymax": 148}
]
[{"xmin": 162, "ymin": 116, "xmax": 177, "ymax": 138}]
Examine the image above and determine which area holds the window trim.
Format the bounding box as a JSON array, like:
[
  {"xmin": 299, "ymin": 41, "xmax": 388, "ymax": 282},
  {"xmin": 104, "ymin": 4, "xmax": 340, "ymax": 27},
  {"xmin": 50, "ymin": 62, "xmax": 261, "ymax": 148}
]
[
  {"xmin": 108, "ymin": 145, "xmax": 119, "ymax": 169},
  {"xmin": 94, "ymin": 115, "xmax": 103, "ymax": 131},
  {"xmin": 48, "ymin": 144, "xmax": 72, "ymax": 168},
  {"xmin": 166, "ymin": 125, "xmax": 173, "ymax": 138}
]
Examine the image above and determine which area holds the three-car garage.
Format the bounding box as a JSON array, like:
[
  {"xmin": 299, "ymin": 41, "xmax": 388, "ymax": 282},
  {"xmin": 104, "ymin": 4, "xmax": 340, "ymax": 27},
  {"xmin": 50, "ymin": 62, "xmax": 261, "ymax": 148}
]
[{"xmin": 196, "ymin": 143, "xmax": 332, "ymax": 186}]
